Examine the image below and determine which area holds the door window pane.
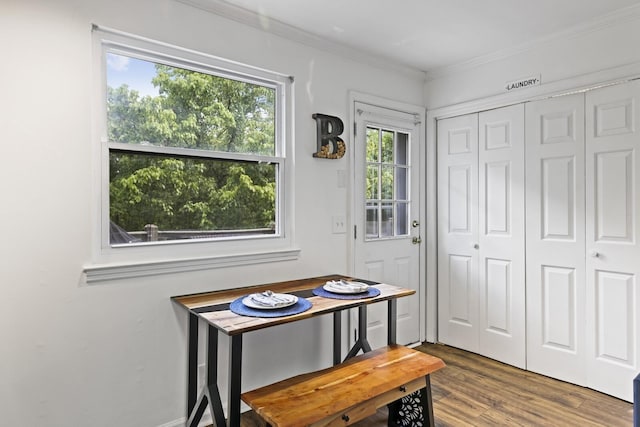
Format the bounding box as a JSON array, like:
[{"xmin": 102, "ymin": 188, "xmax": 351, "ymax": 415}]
[
  {"xmin": 381, "ymin": 165, "xmax": 394, "ymax": 199},
  {"xmin": 366, "ymin": 165, "xmax": 379, "ymax": 199},
  {"xmin": 366, "ymin": 128, "xmax": 379, "ymax": 162},
  {"xmin": 396, "ymin": 202, "xmax": 409, "ymax": 236},
  {"xmin": 396, "ymin": 132, "xmax": 408, "ymax": 165},
  {"xmin": 366, "ymin": 202, "xmax": 379, "ymax": 238},
  {"xmin": 381, "ymin": 130, "xmax": 394, "ymax": 163},
  {"xmin": 381, "ymin": 202, "xmax": 394, "ymax": 237},
  {"xmin": 395, "ymin": 167, "xmax": 408, "ymax": 200}
]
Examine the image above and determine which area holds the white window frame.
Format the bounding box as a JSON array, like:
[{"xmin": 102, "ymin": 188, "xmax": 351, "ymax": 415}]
[
  {"xmin": 363, "ymin": 125, "xmax": 412, "ymax": 241},
  {"xmin": 85, "ymin": 26, "xmax": 298, "ymax": 283}
]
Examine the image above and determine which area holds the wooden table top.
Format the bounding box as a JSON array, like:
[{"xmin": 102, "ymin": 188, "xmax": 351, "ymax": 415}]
[{"xmin": 171, "ymin": 274, "xmax": 415, "ymax": 336}]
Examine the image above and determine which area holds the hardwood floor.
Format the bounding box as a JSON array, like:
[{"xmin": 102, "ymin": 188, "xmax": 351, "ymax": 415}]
[
  {"xmin": 239, "ymin": 342, "xmax": 634, "ymax": 426},
  {"xmin": 418, "ymin": 343, "xmax": 633, "ymax": 426}
]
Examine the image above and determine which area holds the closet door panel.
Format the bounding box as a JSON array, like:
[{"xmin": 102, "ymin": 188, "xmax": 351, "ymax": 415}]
[
  {"xmin": 478, "ymin": 104, "xmax": 526, "ymax": 368},
  {"xmin": 542, "ymin": 156, "xmax": 576, "ymax": 239},
  {"xmin": 437, "ymin": 113, "xmax": 479, "ymax": 352},
  {"xmin": 585, "ymin": 81, "xmax": 640, "ymax": 402},
  {"xmin": 594, "ymin": 150, "xmax": 633, "ymax": 241},
  {"xmin": 542, "ymin": 266, "xmax": 577, "ymax": 351},
  {"xmin": 525, "ymin": 93, "xmax": 587, "ymax": 385}
]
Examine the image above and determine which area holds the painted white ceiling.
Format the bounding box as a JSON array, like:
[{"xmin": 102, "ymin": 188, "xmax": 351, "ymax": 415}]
[{"xmin": 207, "ymin": 0, "xmax": 640, "ymax": 73}]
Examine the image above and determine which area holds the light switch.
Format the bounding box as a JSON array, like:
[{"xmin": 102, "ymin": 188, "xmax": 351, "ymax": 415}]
[{"xmin": 332, "ymin": 215, "xmax": 346, "ymax": 234}]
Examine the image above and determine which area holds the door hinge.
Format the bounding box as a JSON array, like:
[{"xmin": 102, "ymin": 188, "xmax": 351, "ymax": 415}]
[
  {"xmin": 354, "ymin": 122, "xmax": 357, "ymax": 136},
  {"xmin": 354, "ymin": 225, "xmax": 357, "ymax": 239}
]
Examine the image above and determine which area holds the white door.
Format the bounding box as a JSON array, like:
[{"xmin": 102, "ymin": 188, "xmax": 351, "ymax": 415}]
[
  {"xmin": 353, "ymin": 102, "xmax": 422, "ymax": 349},
  {"xmin": 525, "ymin": 93, "xmax": 587, "ymax": 385},
  {"xmin": 437, "ymin": 113, "xmax": 480, "ymax": 353},
  {"xmin": 437, "ymin": 105, "xmax": 525, "ymax": 367},
  {"xmin": 585, "ymin": 81, "xmax": 640, "ymax": 402},
  {"xmin": 477, "ymin": 105, "xmax": 526, "ymax": 368}
]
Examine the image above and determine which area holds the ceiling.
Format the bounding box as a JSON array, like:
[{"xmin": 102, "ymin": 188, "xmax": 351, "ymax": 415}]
[{"xmin": 204, "ymin": 0, "xmax": 640, "ymax": 73}]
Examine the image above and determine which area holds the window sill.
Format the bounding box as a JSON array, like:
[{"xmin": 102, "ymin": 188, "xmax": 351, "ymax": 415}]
[{"xmin": 83, "ymin": 247, "xmax": 301, "ymax": 284}]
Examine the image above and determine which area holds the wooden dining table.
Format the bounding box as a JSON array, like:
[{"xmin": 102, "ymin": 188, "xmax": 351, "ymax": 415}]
[{"xmin": 171, "ymin": 274, "xmax": 415, "ymax": 427}]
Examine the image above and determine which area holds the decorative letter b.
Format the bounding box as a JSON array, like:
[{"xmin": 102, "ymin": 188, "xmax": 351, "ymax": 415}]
[{"xmin": 312, "ymin": 113, "xmax": 346, "ymax": 159}]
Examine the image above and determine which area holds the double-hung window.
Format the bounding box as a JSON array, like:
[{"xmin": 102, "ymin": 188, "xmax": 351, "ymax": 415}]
[{"xmin": 89, "ymin": 27, "xmax": 296, "ymax": 280}]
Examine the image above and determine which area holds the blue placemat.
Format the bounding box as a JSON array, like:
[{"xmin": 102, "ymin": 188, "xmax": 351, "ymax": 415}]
[
  {"xmin": 229, "ymin": 296, "xmax": 312, "ymax": 318},
  {"xmin": 312, "ymin": 286, "xmax": 381, "ymax": 300}
]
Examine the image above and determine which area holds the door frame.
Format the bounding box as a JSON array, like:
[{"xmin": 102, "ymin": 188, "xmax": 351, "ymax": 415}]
[
  {"xmin": 426, "ymin": 60, "xmax": 640, "ymax": 342},
  {"xmin": 348, "ymin": 91, "xmax": 427, "ymax": 344}
]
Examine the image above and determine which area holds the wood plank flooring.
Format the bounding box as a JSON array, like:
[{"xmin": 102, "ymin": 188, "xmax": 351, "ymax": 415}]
[{"xmin": 239, "ymin": 343, "xmax": 634, "ymax": 426}]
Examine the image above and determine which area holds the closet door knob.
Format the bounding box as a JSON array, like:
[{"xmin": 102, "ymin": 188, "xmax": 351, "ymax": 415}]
[
  {"xmin": 472, "ymin": 243, "xmax": 479, "ymax": 250},
  {"xmin": 590, "ymin": 250, "xmax": 600, "ymax": 258}
]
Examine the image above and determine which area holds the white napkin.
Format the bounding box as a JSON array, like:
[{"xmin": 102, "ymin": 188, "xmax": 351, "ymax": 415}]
[
  {"xmin": 325, "ymin": 280, "xmax": 369, "ymax": 293},
  {"xmin": 250, "ymin": 291, "xmax": 296, "ymax": 308}
]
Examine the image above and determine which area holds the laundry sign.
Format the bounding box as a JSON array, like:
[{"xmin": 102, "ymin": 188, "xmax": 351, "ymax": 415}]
[{"xmin": 505, "ymin": 75, "xmax": 541, "ymax": 91}]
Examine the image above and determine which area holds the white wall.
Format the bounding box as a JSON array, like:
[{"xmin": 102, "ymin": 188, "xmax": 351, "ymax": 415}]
[
  {"xmin": 424, "ymin": 11, "xmax": 640, "ymax": 109},
  {"xmin": 0, "ymin": 1, "xmax": 425, "ymax": 426}
]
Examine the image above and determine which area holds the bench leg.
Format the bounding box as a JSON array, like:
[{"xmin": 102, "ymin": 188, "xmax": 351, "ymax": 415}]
[
  {"xmin": 423, "ymin": 375, "xmax": 435, "ymax": 427},
  {"xmin": 387, "ymin": 375, "xmax": 435, "ymax": 427}
]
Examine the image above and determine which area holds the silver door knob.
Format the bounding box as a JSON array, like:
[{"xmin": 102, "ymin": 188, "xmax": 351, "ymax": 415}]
[
  {"xmin": 472, "ymin": 243, "xmax": 479, "ymax": 249},
  {"xmin": 412, "ymin": 220, "xmax": 420, "ymax": 228},
  {"xmin": 590, "ymin": 250, "xmax": 600, "ymax": 258},
  {"xmin": 412, "ymin": 237, "xmax": 422, "ymax": 244}
]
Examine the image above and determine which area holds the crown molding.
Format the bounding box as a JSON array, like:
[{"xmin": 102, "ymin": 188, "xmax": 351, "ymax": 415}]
[
  {"xmin": 428, "ymin": 60, "xmax": 640, "ymax": 122},
  {"xmin": 175, "ymin": 0, "xmax": 426, "ymax": 81},
  {"xmin": 426, "ymin": 3, "xmax": 640, "ymax": 81}
]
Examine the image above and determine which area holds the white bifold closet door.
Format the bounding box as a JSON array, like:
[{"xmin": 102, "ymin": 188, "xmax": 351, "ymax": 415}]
[
  {"xmin": 525, "ymin": 92, "xmax": 587, "ymax": 385},
  {"xmin": 437, "ymin": 104, "xmax": 526, "ymax": 368},
  {"xmin": 437, "ymin": 112, "xmax": 479, "ymax": 352},
  {"xmin": 585, "ymin": 81, "xmax": 640, "ymax": 401},
  {"xmin": 526, "ymin": 81, "xmax": 640, "ymax": 402}
]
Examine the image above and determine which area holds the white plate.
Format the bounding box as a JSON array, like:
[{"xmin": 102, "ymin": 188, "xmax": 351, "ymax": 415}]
[
  {"xmin": 323, "ymin": 281, "xmax": 369, "ymax": 294},
  {"xmin": 242, "ymin": 294, "xmax": 298, "ymax": 310}
]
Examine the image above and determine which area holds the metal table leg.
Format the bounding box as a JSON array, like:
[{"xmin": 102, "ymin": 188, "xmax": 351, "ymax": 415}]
[
  {"xmin": 358, "ymin": 305, "xmax": 372, "ymax": 353},
  {"xmin": 227, "ymin": 334, "xmax": 243, "ymax": 427},
  {"xmin": 187, "ymin": 325, "xmax": 225, "ymax": 427},
  {"xmin": 423, "ymin": 375, "xmax": 436, "ymax": 427},
  {"xmin": 207, "ymin": 327, "xmax": 226, "ymax": 427},
  {"xmin": 187, "ymin": 312, "xmax": 198, "ymax": 417},
  {"xmin": 387, "ymin": 299, "xmax": 397, "ymax": 345},
  {"xmin": 345, "ymin": 306, "xmax": 373, "ymax": 360},
  {"xmin": 333, "ymin": 311, "xmax": 342, "ymax": 365}
]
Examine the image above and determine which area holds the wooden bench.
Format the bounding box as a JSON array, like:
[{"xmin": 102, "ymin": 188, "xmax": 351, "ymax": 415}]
[{"xmin": 241, "ymin": 345, "xmax": 445, "ymax": 427}]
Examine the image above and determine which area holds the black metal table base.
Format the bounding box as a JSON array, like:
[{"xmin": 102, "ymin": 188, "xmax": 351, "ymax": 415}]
[
  {"xmin": 186, "ymin": 299, "xmax": 399, "ymax": 427},
  {"xmin": 187, "ymin": 383, "xmax": 225, "ymax": 427},
  {"xmin": 187, "ymin": 322, "xmax": 227, "ymax": 427},
  {"xmin": 344, "ymin": 306, "xmax": 373, "ymax": 361}
]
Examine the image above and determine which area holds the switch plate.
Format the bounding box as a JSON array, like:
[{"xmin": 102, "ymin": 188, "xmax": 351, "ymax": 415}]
[{"xmin": 332, "ymin": 216, "xmax": 346, "ymax": 234}]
